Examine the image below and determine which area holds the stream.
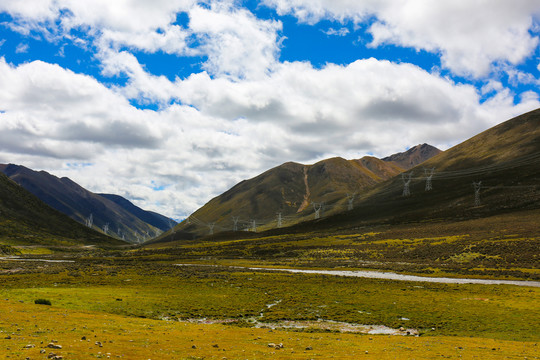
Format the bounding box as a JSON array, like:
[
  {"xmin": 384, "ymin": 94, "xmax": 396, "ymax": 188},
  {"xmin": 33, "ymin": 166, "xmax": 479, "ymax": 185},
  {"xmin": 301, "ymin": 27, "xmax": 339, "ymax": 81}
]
[{"xmin": 176, "ymin": 264, "xmax": 540, "ymax": 287}]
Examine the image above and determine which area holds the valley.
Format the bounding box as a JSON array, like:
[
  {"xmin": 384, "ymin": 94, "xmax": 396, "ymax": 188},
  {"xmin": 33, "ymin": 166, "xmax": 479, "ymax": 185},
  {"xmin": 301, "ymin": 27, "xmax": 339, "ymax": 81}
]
[{"xmin": 1, "ymin": 109, "xmax": 539, "ymax": 359}]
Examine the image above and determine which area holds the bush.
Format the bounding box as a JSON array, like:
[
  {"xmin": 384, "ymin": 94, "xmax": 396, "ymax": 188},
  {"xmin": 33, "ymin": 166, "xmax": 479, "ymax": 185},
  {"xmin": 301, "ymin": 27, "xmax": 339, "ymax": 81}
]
[{"xmin": 34, "ymin": 299, "xmax": 52, "ymax": 306}]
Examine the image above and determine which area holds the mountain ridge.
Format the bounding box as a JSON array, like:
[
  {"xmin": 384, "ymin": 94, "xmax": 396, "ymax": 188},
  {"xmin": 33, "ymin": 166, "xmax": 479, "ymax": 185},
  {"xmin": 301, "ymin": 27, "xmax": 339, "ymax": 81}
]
[
  {"xmin": 156, "ymin": 145, "xmax": 440, "ymax": 242},
  {"xmin": 0, "ymin": 164, "xmax": 175, "ymax": 243},
  {"xmin": 0, "ymin": 171, "xmax": 124, "ymax": 247}
]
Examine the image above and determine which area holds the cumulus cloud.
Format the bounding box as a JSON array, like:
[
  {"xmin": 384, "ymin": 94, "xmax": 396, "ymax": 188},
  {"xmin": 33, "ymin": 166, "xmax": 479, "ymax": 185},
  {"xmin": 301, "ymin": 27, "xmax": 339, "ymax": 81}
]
[
  {"xmin": 2, "ymin": 0, "xmax": 283, "ymax": 80},
  {"xmin": 2, "ymin": 53, "xmax": 538, "ymax": 218},
  {"xmin": 188, "ymin": 3, "xmax": 282, "ymax": 79},
  {"xmin": 263, "ymin": 0, "xmax": 540, "ymax": 78},
  {"xmin": 1, "ymin": 1, "xmax": 539, "ymax": 219}
]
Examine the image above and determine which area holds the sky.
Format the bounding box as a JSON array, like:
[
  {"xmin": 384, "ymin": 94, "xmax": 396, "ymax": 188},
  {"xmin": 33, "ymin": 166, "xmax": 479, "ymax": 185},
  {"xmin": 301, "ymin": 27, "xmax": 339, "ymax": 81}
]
[{"xmin": 0, "ymin": 0, "xmax": 539, "ymax": 220}]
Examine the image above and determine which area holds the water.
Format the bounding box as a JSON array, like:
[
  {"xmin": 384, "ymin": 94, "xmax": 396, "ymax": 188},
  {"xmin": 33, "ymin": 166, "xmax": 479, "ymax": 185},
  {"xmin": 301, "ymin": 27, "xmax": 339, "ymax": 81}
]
[
  {"xmin": 175, "ymin": 264, "xmax": 540, "ymax": 287},
  {"xmin": 246, "ymin": 267, "xmax": 540, "ymax": 287},
  {"xmin": 0, "ymin": 256, "xmax": 75, "ymax": 263}
]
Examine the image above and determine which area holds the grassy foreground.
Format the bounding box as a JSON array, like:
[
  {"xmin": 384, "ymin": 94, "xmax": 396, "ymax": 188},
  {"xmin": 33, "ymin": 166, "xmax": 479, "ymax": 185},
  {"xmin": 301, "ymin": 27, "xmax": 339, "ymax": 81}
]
[
  {"xmin": 1, "ymin": 298, "xmax": 538, "ymax": 360},
  {"xmin": 1, "ymin": 256, "xmax": 539, "ymax": 359}
]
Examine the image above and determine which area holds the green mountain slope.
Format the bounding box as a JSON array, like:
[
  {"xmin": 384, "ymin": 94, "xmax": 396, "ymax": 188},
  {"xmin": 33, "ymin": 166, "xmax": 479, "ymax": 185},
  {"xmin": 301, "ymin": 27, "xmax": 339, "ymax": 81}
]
[{"xmin": 0, "ymin": 172, "xmax": 124, "ymax": 247}]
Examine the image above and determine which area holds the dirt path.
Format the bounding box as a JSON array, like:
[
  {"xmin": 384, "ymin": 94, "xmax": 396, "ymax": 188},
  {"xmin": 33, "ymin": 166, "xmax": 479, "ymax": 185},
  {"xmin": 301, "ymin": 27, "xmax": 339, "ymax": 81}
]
[{"xmin": 297, "ymin": 165, "xmax": 310, "ymax": 212}]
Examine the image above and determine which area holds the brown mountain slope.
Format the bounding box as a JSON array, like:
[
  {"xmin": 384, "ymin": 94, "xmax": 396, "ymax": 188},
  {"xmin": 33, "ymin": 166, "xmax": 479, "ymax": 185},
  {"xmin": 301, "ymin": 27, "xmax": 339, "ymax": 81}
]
[
  {"xmin": 382, "ymin": 143, "xmax": 442, "ymax": 170},
  {"xmin": 155, "ymin": 156, "xmax": 405, "ymax": 241}
]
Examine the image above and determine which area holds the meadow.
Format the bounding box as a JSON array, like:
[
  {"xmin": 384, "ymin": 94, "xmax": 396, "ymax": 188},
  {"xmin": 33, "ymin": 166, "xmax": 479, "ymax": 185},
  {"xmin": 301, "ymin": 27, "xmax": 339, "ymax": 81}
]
[{"xmin": 1, "ymin": 253, "xmax": 539, "ymax": 359}]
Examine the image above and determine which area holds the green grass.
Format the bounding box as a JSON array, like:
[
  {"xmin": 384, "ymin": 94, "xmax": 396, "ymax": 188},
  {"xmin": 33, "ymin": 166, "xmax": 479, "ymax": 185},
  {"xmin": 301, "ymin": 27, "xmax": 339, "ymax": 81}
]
[
  {"xmin": 1, "ymin": 260, "xmax": 538, "ymax": 342},
  {"xmin": 145, "ymin": 210, "xmax": 540, "ymax": 280}
]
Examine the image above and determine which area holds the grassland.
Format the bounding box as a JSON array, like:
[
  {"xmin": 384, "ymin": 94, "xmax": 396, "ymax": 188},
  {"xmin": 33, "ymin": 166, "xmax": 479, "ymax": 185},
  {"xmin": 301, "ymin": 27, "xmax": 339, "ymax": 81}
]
[
  {"xmin": 3, "ymin": 298, "xmax": 538, "ymax": 360},
  {"xmin": 1, "ymin": 252, "xmax": 539, "ymax": 359},
  {"xmin": 1, "ymin": 209, "xmax": 538, "ymax": 358},
  {"xmin": 145, "ymin": 210, "xmax": 540, "ymax": 281}
]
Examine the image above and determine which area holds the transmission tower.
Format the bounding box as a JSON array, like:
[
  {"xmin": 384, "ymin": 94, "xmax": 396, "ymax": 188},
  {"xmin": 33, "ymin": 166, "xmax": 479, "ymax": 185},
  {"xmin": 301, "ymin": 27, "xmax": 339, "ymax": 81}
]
[
  {"xmin": 208, "ymin": 222, "xmax": 215, "ymax": 235},
  {"xmin": 402, "ymin": 172, "xmax": 413, "ymax": 197},
  {"xmin": 251, "ymin": 219, "xmax": 257, "ymax": 232},
  {"xmin": 85, "ymin": 213, "xmax": 93, "ymax": 228},
  {"xmin": 473, "ymin": 181, "xmax": 482, "ymax": 206},
  {"xmin": 424, "ymin": 168, "xmax": 435, "ymax": 191},
  {"xmin": 232, "ymin": 216, "xmax": 239, "ymax": 231},
  {"xmin": 347, "ymin": 193, "xmax": 356, "ymax": 211},
  {"xmin": 102, "ymin": 223, "xmax": 109, "ymax": 234},
  {"xmin": 277, "ymin": 212, "xmax": 282, "ymax": 228},
  {"xmin": 313, "ymin": 203, "xmax": 322, "ymax": 219}
]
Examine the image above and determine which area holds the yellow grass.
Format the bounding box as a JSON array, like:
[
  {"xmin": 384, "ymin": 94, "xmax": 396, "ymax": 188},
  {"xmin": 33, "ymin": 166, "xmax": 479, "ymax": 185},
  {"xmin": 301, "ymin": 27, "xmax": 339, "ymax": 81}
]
[{"xmin": 1, "ymin": 299, "xmax": 537, "ymax": 359}]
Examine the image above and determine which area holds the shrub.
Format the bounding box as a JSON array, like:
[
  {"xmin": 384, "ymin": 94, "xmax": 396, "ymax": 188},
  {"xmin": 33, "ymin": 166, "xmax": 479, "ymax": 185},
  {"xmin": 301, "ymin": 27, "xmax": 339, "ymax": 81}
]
[{"xmin": 34, "ymin": 299, "xmax": 52, "ymax": 306}]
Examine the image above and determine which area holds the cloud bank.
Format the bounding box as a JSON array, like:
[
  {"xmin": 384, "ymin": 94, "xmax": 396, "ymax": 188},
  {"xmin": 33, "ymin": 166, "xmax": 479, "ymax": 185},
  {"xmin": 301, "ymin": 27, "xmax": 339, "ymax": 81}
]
[{"xmin": 0, "ymin": 0, "xmax": 539, "ymax": 218}]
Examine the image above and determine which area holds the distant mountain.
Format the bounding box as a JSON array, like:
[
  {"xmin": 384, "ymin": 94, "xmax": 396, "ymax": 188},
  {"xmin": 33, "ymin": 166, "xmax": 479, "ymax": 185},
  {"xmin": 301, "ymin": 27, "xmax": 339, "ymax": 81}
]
[
  {"xmin": 0, "ymin": 164, "xmax": 175, "ymax": 243},
  {"xmin": 0, "ymin": 172, "xmax": 123, "ymax": 247},
  {"xmin": 156, "ymin": 155, "xmax": 406, "ymax": 241},
  {"xmin": 382, "ymin": 143, "xmax": 441, "ymax": 170},
  {"xmin": 98, "ymin": 193, "xmax": 175, "ymax": 232}
]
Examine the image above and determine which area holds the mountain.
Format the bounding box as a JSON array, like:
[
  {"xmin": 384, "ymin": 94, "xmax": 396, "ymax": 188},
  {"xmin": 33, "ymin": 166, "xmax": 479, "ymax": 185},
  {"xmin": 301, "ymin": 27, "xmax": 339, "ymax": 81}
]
[
  {"xmin": 98, "ymin": 193, "xmax": 176, "ymax": 232},
  {"xmin": 157, "ymin": 107, "xmax": 539, "ymax": 244},
  {"xmin": 0, "ymin": 164, "xmax": 175, "ymax": 243},
  {"xmin": 297, "ymin": 107, "xmax": 540, "ymax": 230},
  {"xmin": 157, "ymin": 155, "xmax": 410, "ymax": 241},
  {"xmin": 382, "ymin": 143, "xmax": 442, "ymax": 170},
  {"xmin": 0, "ymin": 172, "xmax": 123, "ymax": 247}
]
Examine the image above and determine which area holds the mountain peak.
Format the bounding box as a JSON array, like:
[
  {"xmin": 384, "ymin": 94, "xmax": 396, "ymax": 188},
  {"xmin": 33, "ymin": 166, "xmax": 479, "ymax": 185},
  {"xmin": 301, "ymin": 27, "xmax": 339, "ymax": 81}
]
[{"xmin": 382, "ymin": 143, "xmax": 441, "ymax": 170}]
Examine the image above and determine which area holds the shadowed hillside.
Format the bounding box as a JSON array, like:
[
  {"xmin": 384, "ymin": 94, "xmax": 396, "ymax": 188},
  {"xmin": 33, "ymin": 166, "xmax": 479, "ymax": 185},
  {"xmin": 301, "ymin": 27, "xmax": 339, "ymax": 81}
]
[
  {"xmin": 0, "ymin": 172, "xmax": 125, "ymax": 247},
  {"xmin": 0, "ymin": 164, "xmax": 172, "ymax": 243}
]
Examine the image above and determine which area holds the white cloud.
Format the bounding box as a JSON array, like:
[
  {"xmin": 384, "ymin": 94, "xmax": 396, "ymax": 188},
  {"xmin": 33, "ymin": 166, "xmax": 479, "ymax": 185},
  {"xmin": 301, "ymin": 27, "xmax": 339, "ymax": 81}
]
[
  {"xmin": 15, "ymin": 43, "xmax": 29, "ymax": 53},
  {"xmin": 2, "ymin": 0, "xmax": 283, "ymax": 80},
  {"xmin": 263, "ymin": 0, "xmax": 540, "ymax": 78},
  {"xmin": 323, "ymin": 27, "xmax": 350, "ymax": 37},
  {"xmin": 1, "ymin": 1, "xmax": 539, "ymax": 220},
  {"xmin": 187, "ymin": 3, "xmax": 282, "ymax": 79}
]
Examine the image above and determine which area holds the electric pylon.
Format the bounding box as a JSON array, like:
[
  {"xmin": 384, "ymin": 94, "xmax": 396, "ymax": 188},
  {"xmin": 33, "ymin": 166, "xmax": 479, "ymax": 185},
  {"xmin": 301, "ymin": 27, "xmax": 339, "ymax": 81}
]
[
  {"xmin": 251, "ymin": 219, "xmax": 257, "ymax": 232},
  {"xmin": 85, "ymin": 213, "xmax": 93, "ymax": 228},
  {"xmin": 424, "ymin": 168, "xmax": 435, "ymax": 191},
  {"xmin": 402, "ymin": 172, "xmax": 413, "ymax": 197},
  {"xmin": 232, "ymin": 216, "xmax": 239, "ymax": 231},
  {"xmin": 277, "ymin": 212, "xmax": 282, "ymax": 228},
  {"xmin": 313, "ymin": 203, "xmax": 322, "ymax": 219},
  {"xmin": 347, "ymin": 193, "xmax": 356, "ymax": 211},
  {"xmin": 208, "ymin": 222, "xmax": 215, "ymax": 235},
  {"xmin": 473, "ymin": 181, "xmax": 482, "ymax": 206}
]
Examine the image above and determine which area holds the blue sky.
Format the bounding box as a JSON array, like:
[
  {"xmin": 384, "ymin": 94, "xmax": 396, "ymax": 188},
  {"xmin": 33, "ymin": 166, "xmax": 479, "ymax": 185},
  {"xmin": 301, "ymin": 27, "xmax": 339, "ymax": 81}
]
[{"xmin": 0, "ymin": 0, "xmax": 539, "ymax": 218}]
